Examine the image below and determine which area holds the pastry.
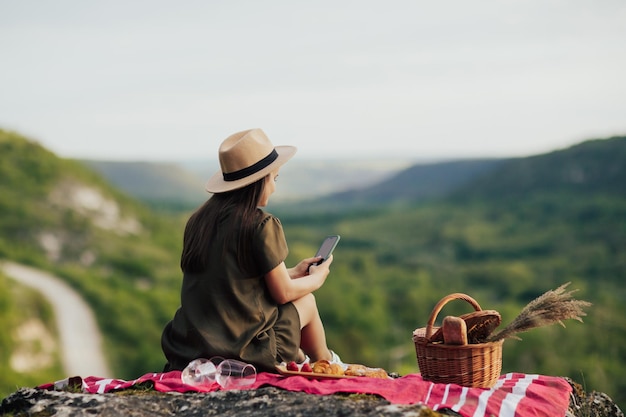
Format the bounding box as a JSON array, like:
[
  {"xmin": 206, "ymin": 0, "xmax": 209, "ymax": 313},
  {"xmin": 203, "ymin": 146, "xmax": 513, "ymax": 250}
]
[
  {"xmin": 345, "ymin": 364, "xmax": 389, "ymax": 379},
  {"xmin": 311, "ymin": 359, "xmax": 344, "ymax": 375}
]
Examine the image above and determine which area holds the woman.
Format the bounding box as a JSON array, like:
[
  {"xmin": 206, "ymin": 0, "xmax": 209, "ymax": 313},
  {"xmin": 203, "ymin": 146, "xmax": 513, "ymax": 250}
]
[{"xmin": 161, "ymin": 128, "xmax": 341, "ymax": 373}]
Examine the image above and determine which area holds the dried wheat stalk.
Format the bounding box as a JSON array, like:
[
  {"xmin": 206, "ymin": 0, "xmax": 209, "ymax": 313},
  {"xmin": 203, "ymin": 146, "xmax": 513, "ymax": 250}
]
[{"xmin": 486, "ymin": 282, "xmax": 591, "ymax": 342}]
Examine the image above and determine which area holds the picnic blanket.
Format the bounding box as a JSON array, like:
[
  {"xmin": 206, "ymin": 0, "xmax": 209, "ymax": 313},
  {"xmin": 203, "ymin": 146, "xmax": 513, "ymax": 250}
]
[{"xmin": 41, "ymin": 371, "xmax": 572, "ymax": 417}]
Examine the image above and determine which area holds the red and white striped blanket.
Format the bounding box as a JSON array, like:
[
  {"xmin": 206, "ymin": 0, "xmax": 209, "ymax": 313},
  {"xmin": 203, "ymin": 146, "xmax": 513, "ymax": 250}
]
[{"xmin": 41, "ymin": 371, "xmax": 572, "ymax": 417}]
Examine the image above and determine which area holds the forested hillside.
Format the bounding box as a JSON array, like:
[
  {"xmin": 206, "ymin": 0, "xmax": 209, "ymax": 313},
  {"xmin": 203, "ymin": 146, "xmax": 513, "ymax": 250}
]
[
  {"xmin": 1, "ymin": 129, "xmax": 624, "ymax": 409},
  {"xmin": 453, "ymin": 136, "xmax": 625, "ymax": 198},
  {"xmin": 0, "ymin": 129, "xmax": 184, "ymax": 396}
]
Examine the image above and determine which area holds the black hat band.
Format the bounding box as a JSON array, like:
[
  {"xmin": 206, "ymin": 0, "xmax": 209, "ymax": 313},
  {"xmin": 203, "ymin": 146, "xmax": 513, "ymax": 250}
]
[{"xmin": 222, "ymin": 149, "xmax": 278, "ymax": 182}]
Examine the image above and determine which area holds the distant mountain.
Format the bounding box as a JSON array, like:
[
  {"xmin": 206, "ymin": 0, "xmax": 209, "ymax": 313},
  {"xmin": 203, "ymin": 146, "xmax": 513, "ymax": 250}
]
[
  {"xmin": 345, "ymin": 158, "xmax": 508, "ymax": 200},
  {"xmin": 328, "ymin": 158, "xmax": 507, "ymax": 205},
  {"xmin": 281, "ymin": 136, "xmax": 625, "ymax": 215},
  {"xmin": 81, "ymin": 158, "xmax": 414, "ymax": 211},
  {"xmin": 452, "ymin": 136, "xmax": 626, "ymax": 200}
]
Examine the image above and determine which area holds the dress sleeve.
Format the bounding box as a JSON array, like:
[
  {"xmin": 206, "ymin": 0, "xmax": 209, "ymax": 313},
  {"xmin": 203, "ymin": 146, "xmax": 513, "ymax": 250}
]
[{"xmin": 254, "ymin": 213, "xmax": 289, "ymax": 274}]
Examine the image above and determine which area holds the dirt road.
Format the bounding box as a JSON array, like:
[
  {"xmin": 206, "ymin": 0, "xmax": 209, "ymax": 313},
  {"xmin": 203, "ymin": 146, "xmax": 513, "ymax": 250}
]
[{"xmin": 2, "ymin": 261, "xmax": 112, "ymax": 378}]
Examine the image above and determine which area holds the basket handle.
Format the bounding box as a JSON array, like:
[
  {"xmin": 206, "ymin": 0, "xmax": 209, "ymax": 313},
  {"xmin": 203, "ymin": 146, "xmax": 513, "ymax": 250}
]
[{"xmin": 425, "ymin": 293, "xmax": 482, "ymax": 340}]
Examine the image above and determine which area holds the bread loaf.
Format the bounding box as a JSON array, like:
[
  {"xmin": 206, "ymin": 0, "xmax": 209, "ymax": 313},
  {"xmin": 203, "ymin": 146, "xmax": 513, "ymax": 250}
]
[{"xmin": 442, "ymin": 315, "xmax": 468, "ymax": 345}]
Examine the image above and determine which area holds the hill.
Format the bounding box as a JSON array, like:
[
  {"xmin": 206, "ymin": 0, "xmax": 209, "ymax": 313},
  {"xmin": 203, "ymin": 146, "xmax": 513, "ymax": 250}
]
[
  {"xmin": 0, "ymin": 129, "xmax": 184, "ymax": 394},
  {"xmin": 453, "ymin": 136, "xmax": 626, "ymax": 199},
  {"xmin": 80, "ymin": 159, "xmax": 207, "ymax": 212},
  {"xmin": 82, "ymin": 157, "xmax": 413, "ymax": 212},
  {"xmin": 333, "ymin": 158, "xmax": 507, "ymax": 202},
  {"xmin": 1, "ymin": 128, "xmax": 625, "ymax": 409},
  {"xmin": 281, "ymin": 158, "xmax": 507, "ymax": 214}
]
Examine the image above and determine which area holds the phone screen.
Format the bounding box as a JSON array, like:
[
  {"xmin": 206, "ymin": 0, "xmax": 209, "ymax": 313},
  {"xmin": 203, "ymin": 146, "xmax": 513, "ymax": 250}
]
[{"xmin": 314, "ymin": 235, "xmax": 340, "ymax": 265}]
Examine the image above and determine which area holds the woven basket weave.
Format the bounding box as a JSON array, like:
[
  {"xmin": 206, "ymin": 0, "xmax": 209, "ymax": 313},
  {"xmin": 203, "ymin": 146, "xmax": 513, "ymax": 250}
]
[{"xmin": 413, "ymin": 293, "xmax": 503, "ymax": 388}]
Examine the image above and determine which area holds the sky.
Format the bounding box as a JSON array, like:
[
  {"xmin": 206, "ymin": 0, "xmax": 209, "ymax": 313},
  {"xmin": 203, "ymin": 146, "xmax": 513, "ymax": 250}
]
[{"xmin": 1, "ymin": 0, "xmax": 625, "ymax": 162}]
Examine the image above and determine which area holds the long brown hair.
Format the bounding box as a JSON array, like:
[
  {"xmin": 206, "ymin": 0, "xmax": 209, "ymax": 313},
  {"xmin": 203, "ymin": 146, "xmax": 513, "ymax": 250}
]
[{"xmin": 181, "ymin": 176, "xmax": 266, "ymax": 273}]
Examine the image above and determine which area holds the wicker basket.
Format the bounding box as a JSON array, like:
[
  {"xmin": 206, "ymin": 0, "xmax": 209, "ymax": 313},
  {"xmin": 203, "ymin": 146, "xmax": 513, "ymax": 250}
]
[{"xmin": 413, "ymin": 293, "xmax": 503, "ymax": 388}]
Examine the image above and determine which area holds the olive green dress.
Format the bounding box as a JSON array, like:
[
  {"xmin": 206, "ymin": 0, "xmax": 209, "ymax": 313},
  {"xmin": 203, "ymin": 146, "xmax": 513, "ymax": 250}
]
[{"xmin": 161, "ymin": 209, "xmax": 301, "ymax": 373}]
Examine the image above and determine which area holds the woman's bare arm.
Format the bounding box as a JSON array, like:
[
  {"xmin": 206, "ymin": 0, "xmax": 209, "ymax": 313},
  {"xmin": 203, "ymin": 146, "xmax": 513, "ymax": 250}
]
[{"xmin": 265, "ymin": 255, "xmax": 333, "ymax": 304}]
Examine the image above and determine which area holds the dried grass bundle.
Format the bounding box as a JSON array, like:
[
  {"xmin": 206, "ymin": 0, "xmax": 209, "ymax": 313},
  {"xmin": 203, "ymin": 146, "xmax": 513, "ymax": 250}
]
[{"xmin": 486, "ymin": 282, "xmax": 591, "ymax": 342}]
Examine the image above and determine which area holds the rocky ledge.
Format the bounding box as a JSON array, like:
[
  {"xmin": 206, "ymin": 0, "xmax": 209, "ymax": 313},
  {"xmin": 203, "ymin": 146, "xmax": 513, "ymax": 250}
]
[{"xmin": 0, "ymin": 378, "xmax": 622, "ymax": 417}]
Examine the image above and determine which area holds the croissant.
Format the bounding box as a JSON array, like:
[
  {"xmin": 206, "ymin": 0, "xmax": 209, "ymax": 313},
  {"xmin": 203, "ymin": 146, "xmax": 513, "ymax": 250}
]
[
  {"xmin": 344, "ymin": 364, "xmax": 367, "ymax": 376},
  {"xmin": 311, "ymin": 360, "xmax": 345, "ymax": 376},
  {"xmin": 312, "ymin": 359, "xmax": 330, "ymax": 374},
  {"xmin": 309, "ymin": 360, "xmax": 387, "ymax": 378},
  {"xmin": 345, "ymin": 364, "xmax": 388, "ymax": 379},
  {"xmin": 329, "ymin": 363, "xmax": 344, "ymax": 375}
]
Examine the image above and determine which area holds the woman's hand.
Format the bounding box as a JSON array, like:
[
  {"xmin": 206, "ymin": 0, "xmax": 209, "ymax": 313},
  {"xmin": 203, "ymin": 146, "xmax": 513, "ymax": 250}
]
[
  {"xmin": 289, "ymin": 256, "xmax": 323, "ymax": 279},
  {"xmin": 306, "ymin": 254, "xmax": 333, "ymax": 277}
]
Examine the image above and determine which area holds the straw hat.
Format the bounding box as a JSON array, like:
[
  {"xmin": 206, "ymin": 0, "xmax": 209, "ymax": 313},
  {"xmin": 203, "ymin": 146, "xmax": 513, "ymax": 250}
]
[{"xmin": 205, "ymin": 128, "xmax": 297, "ymax": 193}]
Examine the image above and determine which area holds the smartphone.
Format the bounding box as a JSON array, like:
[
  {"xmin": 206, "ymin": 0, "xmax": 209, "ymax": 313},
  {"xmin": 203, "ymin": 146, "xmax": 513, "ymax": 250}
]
[{"xmin": 312, "ymin": 235, "xmax": 340, "ymax": 266}]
